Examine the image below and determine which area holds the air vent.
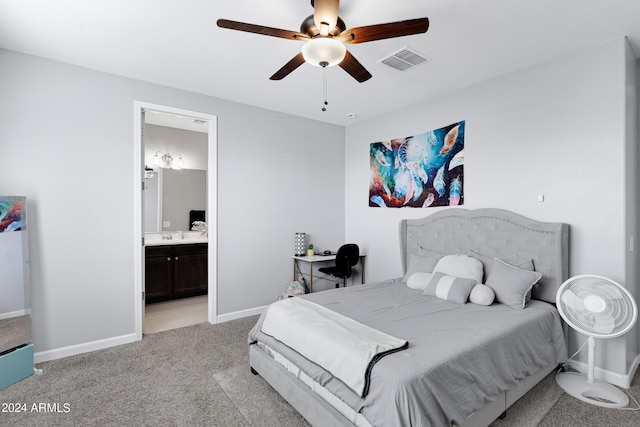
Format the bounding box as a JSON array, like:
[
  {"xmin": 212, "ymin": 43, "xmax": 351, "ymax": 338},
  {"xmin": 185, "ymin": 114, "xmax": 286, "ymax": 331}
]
[{"xmin": 378, "ymin": 47, "xmax": 431, "ymax": 72}]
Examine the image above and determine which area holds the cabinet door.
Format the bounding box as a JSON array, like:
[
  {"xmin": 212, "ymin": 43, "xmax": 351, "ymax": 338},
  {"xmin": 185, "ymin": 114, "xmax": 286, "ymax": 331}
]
[
  {"xmin": 145, "ymin": 246, "xmax": 173, "ymax": 303},
  {"xmin": 173, "ymin": 244, "xmax": 208, "ymax": 298}
]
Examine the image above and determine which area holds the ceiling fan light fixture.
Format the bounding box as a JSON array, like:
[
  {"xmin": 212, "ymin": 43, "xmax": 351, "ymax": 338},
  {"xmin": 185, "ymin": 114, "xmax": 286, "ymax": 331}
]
[{"xmin": 302, "ymin": 37, "xmax": 346, "ymax": 67}]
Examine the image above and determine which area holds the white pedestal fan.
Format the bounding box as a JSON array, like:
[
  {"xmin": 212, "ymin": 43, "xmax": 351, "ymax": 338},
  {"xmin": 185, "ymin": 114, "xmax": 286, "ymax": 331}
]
[{"xmin": 555, "ymin": 274, "xmax": 638, "ymax": 408}]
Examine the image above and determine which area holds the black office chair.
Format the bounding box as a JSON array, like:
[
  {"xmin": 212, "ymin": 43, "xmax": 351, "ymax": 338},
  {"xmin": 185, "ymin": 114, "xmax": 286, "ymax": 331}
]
[{"xmin": 319, "ymin": 244, "xmax": 360, "ymax": 288}]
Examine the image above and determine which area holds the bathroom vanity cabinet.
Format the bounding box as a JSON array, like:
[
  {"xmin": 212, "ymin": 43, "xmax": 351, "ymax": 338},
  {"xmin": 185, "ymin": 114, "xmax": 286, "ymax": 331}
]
[{"xmin": 145, "ymin": 243, "xmax": 207, "ymax": 304}]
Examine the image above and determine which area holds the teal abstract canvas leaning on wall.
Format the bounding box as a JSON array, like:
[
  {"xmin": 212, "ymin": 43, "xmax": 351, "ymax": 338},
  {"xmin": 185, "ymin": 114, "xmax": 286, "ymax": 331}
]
[{"xmin": 369, "ymin": 120, "xmax": 465, "ymax": 208}]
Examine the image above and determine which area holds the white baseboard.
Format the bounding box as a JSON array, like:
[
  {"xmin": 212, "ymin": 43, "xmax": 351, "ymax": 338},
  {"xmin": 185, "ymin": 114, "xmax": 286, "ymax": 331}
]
[
  {"xmin": 33, "ymin": 305, "xmax": 269, "ymax": 364},
  {"xmin": 0, "ymin": 309, "xmax": 29, "ymax": 320},
  {"xmin": 566, "ymin": 355, "xmax": 639, "ymax": 389},
  {"xmin": 623, "ymin": 354, "xmax": 640, "ymax": 388},
  {"xmin": 34, "ymin": 333, "xmax": 138, "ymax": 364},
  {"xmin": 215, "ymin": 305, "xmax": 268, "ymax": 323}
]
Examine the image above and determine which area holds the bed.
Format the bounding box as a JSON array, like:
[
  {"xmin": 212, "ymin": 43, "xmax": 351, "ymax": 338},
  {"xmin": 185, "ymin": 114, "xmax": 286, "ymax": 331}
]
[{"xmin": 249, "ymin": 208, "xmax": 569, "ymax": 426}]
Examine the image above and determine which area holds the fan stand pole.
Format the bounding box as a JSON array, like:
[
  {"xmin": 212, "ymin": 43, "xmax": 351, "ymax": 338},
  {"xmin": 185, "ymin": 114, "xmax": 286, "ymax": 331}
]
[{"xmin": 587, "ymin": 336, "xmax": 595, "ymax": 383}]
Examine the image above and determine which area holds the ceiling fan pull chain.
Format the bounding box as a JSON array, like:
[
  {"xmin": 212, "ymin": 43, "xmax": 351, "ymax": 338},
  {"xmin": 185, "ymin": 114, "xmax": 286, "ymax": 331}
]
[{"xmin": 322, "ymin": 65, "xmax": 328, "ymax": 112}]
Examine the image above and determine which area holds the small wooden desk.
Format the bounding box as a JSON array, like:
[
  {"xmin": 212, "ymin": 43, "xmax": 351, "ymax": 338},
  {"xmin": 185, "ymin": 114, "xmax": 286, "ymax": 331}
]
[{"xmin": 292, "ymin": 254, "xmax": 366, "ymax": 293}]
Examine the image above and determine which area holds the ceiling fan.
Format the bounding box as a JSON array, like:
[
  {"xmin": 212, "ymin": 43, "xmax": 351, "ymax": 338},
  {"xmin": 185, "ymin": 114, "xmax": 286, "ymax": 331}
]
[{"xmin": 217, "ymin": 0, "xmax": 429, "ymax": 83}]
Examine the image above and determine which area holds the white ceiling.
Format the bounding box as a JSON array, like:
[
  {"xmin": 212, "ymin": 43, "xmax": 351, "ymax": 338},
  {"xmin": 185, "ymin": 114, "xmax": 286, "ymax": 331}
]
[
  {"xmin": 145, "ymin": 110, "xmax": 209, "ymax": 133},
  {"xmin": 1, "ymin": 0, "xmax": 639, "ymax": 127}
]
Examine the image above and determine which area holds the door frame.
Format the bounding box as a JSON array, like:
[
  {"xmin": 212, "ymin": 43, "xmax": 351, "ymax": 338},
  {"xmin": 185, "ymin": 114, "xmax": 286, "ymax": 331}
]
[{"xmin": 133, "ymin": 101, "xmax": 218, "ymax": 340}]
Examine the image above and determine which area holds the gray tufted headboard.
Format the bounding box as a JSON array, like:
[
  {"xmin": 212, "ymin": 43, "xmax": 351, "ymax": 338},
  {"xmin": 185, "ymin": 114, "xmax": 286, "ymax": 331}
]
[{"xmin": 399, "ymin": 208, "xmax": 569, "ymax": 304}]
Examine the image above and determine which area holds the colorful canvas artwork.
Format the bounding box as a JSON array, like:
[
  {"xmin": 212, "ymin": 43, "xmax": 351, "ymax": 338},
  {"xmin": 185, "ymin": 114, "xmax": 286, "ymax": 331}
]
[
  {"xmin": 0, "ymin": 196, "xmax": 25, "ymax": 232},
  {"xmin": 369, "ymin": 121, "xmax": 465, "ymax": 208}
]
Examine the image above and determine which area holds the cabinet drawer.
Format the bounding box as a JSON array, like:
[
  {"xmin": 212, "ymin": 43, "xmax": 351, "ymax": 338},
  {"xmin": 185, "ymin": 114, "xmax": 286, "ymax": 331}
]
[
  {"xmin": 145, "ymin": 245, "xmax": 173, "ymax": 257},
  {"xmin": 174, "ymin": 243, "xmax": 207, "ymax": 256}
]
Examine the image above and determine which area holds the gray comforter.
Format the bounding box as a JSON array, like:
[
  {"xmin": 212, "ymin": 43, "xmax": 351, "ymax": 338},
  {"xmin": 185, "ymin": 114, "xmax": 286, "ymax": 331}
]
[{"xmin": 249, "ymin": 279, "xmax": 567, "ymax": 426}]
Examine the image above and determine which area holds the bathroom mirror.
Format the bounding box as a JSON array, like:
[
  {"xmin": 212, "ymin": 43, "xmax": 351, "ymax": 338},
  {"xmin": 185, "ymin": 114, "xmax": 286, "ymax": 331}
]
[
  {"xmin": 0, "ymin": 196, "xmax": 32, "ymax": 355},
  {"xmin": 143, "ymin": 123, "xmax": 207, "ymax": 233}
]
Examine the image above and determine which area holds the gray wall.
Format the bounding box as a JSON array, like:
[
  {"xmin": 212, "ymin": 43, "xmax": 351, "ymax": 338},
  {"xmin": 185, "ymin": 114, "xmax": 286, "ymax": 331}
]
[
  {"xmin": 345, "ymin": 38, "xmax": 638, "ymax": 382},
  {"xmin": 0, "ymin": 49, "xmax": 345, "ymax": 355}
]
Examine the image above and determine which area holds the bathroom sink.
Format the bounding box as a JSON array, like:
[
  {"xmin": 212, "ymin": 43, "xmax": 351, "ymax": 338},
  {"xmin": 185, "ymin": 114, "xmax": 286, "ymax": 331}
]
[
  {"xmin": 144, "ymin": 233, "xmax": 163, "ymax": 242},
  {"xmin": 182, "ymin": 231, "xmax": 206, "ymax": 240}
]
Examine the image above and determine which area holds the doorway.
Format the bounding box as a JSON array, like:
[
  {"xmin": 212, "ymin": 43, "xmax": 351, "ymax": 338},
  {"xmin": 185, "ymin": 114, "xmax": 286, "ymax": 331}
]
[{"xmin": 133, "ymin": 101, "xmax": 217, "ymax": 340}]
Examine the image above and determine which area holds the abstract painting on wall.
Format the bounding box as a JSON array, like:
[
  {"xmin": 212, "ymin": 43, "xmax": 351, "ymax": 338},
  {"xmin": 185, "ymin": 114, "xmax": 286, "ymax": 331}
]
[
  {"xmin": 369, "ymin": 120, "xmax": 465, "ymax": 208},
  {"xmin": 0, "ymin": 196, "xmax": 25, "ymax": 233}
]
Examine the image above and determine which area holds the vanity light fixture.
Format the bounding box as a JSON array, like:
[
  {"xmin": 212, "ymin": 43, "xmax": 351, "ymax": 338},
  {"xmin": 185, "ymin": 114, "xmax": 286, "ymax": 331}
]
[
  {"xmin": 162, "ymin": 153, "xmax": 174, "ymax": 168},
  {"xmin": 151, "ymin": 151, "xmax": 184, "ymax": 169},
  {"xmin": 174, "ymin": 155, "xmax": 184, "ymax": 170}
]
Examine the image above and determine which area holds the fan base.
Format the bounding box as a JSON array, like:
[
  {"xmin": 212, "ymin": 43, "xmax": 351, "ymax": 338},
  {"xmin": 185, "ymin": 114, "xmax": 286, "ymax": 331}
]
[{"xmin": 556, "ymin": 371, "xmax": 629, "ymax": 408}]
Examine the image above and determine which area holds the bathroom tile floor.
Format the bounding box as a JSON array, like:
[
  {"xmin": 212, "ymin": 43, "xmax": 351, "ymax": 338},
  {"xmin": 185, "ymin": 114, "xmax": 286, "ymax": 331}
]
[{"xmin": 144, "ymin": 295, "xmax": 208, "ymax": 334}]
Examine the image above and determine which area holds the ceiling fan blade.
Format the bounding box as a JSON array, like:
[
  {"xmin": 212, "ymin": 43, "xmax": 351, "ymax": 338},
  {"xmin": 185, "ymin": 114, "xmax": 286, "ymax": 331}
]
[
  {"xmin": 340, "ymin": 18, "xmax": 429, "ymax": 44},
  {"xmin": 217, "ymin": 19, "xmax": 308, "ymax": 41},
  {"xmin": 339, "ymin": 51, "xmax": 372, "ymax": 83},
  {"xmin": 313, "ymin": 0, "xmax": 339, "ymax": 35},
  {"xmin": 270, "ymin": 53, "xmax": 306, "ymax": 80}
]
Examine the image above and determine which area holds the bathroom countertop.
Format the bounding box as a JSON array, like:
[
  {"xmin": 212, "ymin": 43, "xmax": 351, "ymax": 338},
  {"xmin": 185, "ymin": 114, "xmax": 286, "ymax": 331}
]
[
  {"xmin": 144, "ymin": 232, "xmax": 207, "ymax": 246},
  {"xmin": 145, "ymin": 238, "xmax": 208, "ymax": 246}
]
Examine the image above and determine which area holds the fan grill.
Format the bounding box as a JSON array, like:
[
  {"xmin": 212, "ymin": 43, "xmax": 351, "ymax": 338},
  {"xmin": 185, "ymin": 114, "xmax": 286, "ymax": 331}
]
[
  {"xmin": 558, "ymin": 276, "xmax": 636, "ymax": 338},
  {"xmin": 378, "ymin": 47, "xmax": 431, "ymax": 72}
]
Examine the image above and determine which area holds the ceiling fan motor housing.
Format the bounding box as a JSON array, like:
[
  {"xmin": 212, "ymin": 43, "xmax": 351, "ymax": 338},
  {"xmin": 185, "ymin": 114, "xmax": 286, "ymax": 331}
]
[{"xmin": 300, "ymin": 15, "xmax": 346, "ymax": 37}]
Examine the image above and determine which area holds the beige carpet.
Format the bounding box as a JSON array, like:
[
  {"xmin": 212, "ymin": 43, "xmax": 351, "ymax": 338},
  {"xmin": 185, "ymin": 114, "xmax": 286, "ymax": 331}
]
[{"xmin": 1, "ymin": 316, "xmax": 638, "ymax": 426}]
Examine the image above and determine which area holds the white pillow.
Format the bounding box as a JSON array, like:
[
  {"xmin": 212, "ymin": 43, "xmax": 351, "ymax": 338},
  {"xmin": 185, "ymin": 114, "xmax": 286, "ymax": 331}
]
[
  {"xmin": 406, "ymin": 272, "xmax": 433, "ymax": 290},
  {"xmin": 469, "ymin": 284, "xmax": 495, "ymax": 306},
  {"xmin": 432, "ymin": 254, "xmax": 483, "ymax": 284}
]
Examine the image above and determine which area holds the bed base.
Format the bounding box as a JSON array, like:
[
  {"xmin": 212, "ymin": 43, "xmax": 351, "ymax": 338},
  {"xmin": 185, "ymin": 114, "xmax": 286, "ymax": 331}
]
[
  {"xmin": 250, "ymin": 344, "xmax": 354, "ymax": 426},
  {"xmin": 250, "ymin": 344, "xmax": 556, "ymax": 427}
]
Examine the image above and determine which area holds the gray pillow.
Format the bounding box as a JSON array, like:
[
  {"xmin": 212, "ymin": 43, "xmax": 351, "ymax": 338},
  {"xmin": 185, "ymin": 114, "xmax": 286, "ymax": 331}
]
[
  {"xmin": 485, "ymin": 258, "xmax": 542, "ymax": 309},
  {"xmin": 466, "ymin": 249, "xmax": 534, "ymax": 282},
  {"xmin": 423, "ymin": 272, "xmax": 476, "ymax": 304},
  {"xmin": 402, "ymin": 248, "xmax": 442, "ymax": 283}
]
